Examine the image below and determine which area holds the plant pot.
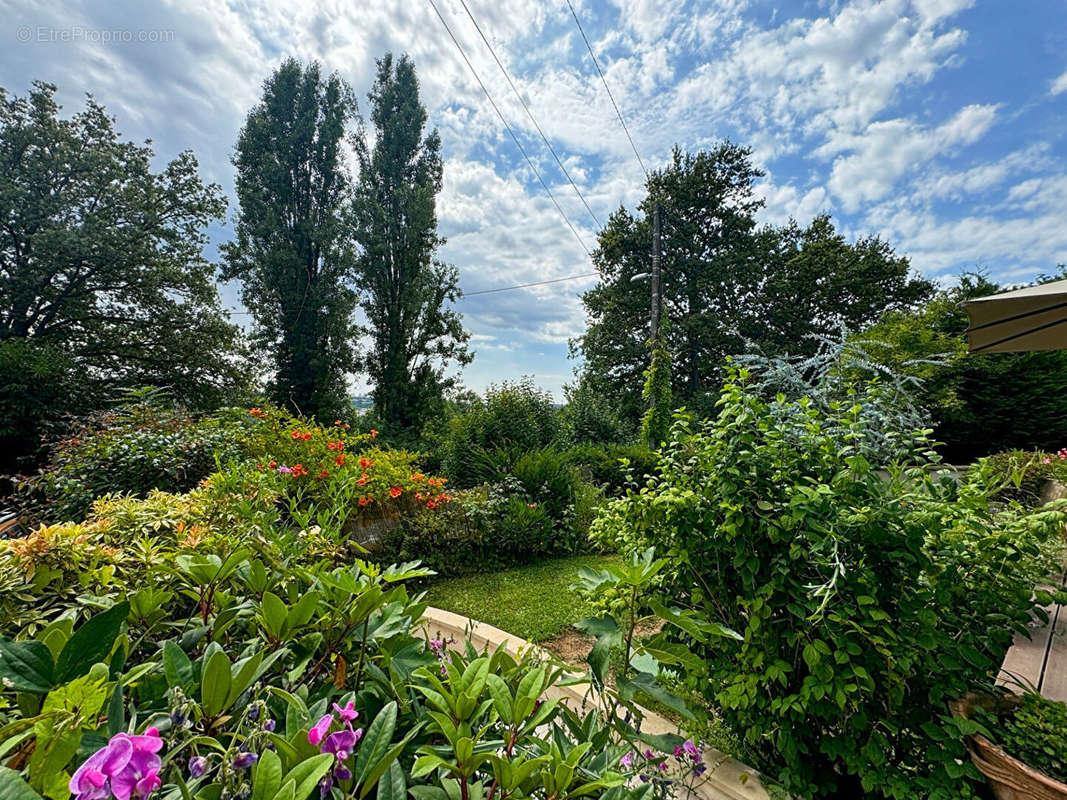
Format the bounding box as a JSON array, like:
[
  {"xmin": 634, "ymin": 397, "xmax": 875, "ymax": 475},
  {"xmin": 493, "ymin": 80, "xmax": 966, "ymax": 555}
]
[{"xmin": 950, "ymin": 693, "xmax": 1067, "ymax": 800}]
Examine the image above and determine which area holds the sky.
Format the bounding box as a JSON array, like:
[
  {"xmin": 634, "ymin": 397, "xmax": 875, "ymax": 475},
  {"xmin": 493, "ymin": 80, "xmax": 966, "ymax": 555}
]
[{"xmin": 2, "ymin": 0, "xmax": 1066, "ymax": 399}]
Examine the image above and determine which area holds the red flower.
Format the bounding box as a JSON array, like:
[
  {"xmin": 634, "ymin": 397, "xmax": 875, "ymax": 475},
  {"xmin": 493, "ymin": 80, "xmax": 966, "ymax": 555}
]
[
  {"xmin": 334, "ymin": 420, "xmax": 343, "ymax": 426},
  {"xmin": 302, "ymin": 431, "xmax": 311, "ymax": 441},
  {"xmin": 370, "ymin": 429, "xmax": 379, "ymax": 438},
  {"xmin": 318, "ymin": 469, "xmax": 329, "ymax": 480},
  {"xmin": 335, "ymin": 454, "xmax": 345, "ymax": 466},
  {"xmin": 291, "ymin": 463, "xmax": 309, "ymax": 478},
  {"xmin": 359, "ymin": 497, "xmax": 373, "ymax": 507},
  {"xmin": 291, "ymin": 430, "xmax": 301, "ymax": 440},
  {"xmin": 427, "ymin": 500, "xmax": 437, "ymax": 509},
  {"xmin": 268, "ymin": 461, "xmax": 277, "ymax": 469},
  {"xmin": 389, "ymin": 486, "xmax": 402, "ymax": 498},
  {"xmin": 359, "ymin": 458, "xmax": 375, "ymax": 469},
  {"xmin": 256, "ymin": 463, "xmax": 264, "ymax": 470},
  {"xmin": 356, "ymin": 474, "xmax": 368, "ymax": 486}
]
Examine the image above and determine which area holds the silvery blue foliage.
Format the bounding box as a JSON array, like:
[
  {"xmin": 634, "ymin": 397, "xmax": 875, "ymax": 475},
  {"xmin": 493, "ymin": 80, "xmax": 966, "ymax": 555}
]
[{"xmin": 733, "ymin": 326, "xmax": 947, "ymax": 461}]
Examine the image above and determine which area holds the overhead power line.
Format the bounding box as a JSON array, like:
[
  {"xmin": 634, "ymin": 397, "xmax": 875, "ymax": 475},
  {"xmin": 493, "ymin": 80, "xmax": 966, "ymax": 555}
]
[
  {"xmin": 461, "ymin": 271, "xmax": 598, "ymax": 296},
  {"xmin": 426, "ymin": 0, "xmax": 592, "ymax": 257},
  {"xmin": 456, "ymin": 0, "xmax": 601, "ymax": 230},
  {"xmin": 564, "ymin": 0, "xmax": 649, "ymax": 180}
]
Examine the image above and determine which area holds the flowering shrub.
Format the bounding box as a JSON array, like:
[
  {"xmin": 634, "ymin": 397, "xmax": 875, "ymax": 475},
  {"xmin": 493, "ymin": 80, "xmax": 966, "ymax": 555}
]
[
  {"xmin": 593, "ymin": 367, "xmax": 1067, "ymax": 798},
  {"xmin": 0, "ymin": 540, "xmax": 703, "ymax": 800},
  {"xmin": 973, "ymin": 448, "xmax": 1067, "ymax": 506}
]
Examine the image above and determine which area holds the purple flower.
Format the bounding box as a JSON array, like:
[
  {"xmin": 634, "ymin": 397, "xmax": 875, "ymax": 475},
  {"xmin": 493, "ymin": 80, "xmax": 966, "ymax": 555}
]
[
  {"xmin": 693, "ymin": 763, "xmax": 708, "ymax": 776},
  {"xmin": 334, "ymin": 765, "xmax": 353, "ymax": 781},
  {"xmin": 643, "ymin": 749, "xmax": 654, "ymax": 759},
  {"xmin": 71, "ymin": 728, "xmax": 164, "ymax": 800},
  {"xmin": 620, "ymin": 752, "xmax": 634, "ymax": 768},
  {"xmin": 332, "ymin": 701, "xmax": 359, "ymax": 723},
  {"xmin": 188, "ymin": 756, "xmax": 208, "ymax": 779},
  {"xmin": 322, "ymin": 728, "xmax": 362, "ymax": 762},
  {"xmin": 263, "ymin": 718, "xmax": 276, "ymax": 732},
  {"xmin": 277, "ymin": 465, "xmax": 292, "ymax": 474},
  {"xmin": 308, "ymin": 713, "xmax": 335, "ymax": 746},
  {"xmin": 233, "ymin": 752, "xmax": 258, "ymax": 770},
  {"xmin": 657, "ymin": 761, "xmax": 668, "ymax": 772}
]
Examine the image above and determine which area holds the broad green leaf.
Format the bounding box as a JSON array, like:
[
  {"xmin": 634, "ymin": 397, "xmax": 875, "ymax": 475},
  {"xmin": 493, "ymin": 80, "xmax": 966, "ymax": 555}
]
[
  {"xmin": 0, "ymin": 640, "xmax": 55, "ymax": 693},
  {"xmin": 376, "ymin": 759, "xmax": 406, "ymax": 800},
  {"xmin": 353, "ymin": 701, "xmax": 398, "ymax": 786},
  {"xmin": 163, "ymin": 641, "xmax": 194, "ymax": 688},
  {"xmin": 54, "ymin": 602, "xmax": 129, "ymax": 685},
  {"xmin": 252, "ymin": 748, "xmax": 282, "ymax": 800},
  {"xmin": 0, "ymin": 766, "xmax": 43, "ymax": 800},
  {"xmin": 201, "ymin": 650, "xmax": 232, "ymax": 718}
]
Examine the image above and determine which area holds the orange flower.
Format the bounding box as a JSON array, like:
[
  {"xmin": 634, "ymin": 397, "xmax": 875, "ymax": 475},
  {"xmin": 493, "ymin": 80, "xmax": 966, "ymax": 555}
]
[
  {"xmin": 291, "ymin": 430, "xmax": 301, "ymax": 440},
  {"xmin": 359, "ymin": 458, "xmax": 375, "ymax": 469},
  {"xmin": 291, "ymin": 463, "xmax": 309, "ymax": 477},
  {"xmin": 256, "ymin": 463, "xmax": 264, "ymax": 470},
  {"xmin": 268, "ymin": 461, "xmax": 277, "ymax": 469},
  {"xmin": 334, "ymin": 419, "xmax": 343, "ymax": 426},
  {"xmin": 318, "ymin": 469, "xmax": 329, "ymax": 480},
  {"xmin": 389, "ymin": 486, "xmax": 402, "ymax": 498},
  {"xmin": 334, "ymin": 454, "xmax": 345, "ymax": 466},
  {"xmin": 302, "ymin": 431, "xmax": 311, "ymax": 441},
  {"xmin": 410, "ymin": 472, "xmax": 424, "ymax": 482},
  {"xmin": 427, "ymin": 500, "xmax": 437, "ymax": 509},
  {"xmin": 356, "ymin": 474, "xmax": 368, "ymax": 486},
  {"xmin": 358, "ymin": 496, "xmax": 373, "ymax": 507},
  {"xmin": 370, "ymin": 429, "xmax": 378, "ymax": 438}
]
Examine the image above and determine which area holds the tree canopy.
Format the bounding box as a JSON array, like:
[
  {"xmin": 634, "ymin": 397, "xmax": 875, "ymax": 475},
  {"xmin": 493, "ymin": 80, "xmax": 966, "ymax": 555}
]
[
  {"xmin": 573, "ymin": 144, "xmax": 933, "ymax": 421},
  {"xmin": 0, "ymin": 82, "xmax": 243, "ymax": 405},
  {"xmin": 223, "ymin": 59, "xmax": 359, "ymax": 419},
  {"xmin": 352, "ymin": 53, "xmax": 470, "ymax": 434}
]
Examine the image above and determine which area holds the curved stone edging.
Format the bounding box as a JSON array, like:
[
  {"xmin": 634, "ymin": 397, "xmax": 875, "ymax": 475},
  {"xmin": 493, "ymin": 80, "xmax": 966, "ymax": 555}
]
[{"xmin": 418, "ymin": 606, "xmax": 771, "ymax": 800}]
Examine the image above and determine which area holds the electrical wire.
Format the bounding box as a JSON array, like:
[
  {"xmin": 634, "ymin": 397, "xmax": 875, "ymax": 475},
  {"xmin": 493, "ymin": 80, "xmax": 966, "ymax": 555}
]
[
  {"xmin": 426, "ymin": 0, "xmax": 592, "ymax": 257},
  {"xmin": 564, "ymin": 0, "xmax": 649, "ymax": 180},
  {"xmin": 461, "ymin": 271, "xmax": 598, "ymax": 296},
  {"xmin": 456, "ymin": 0, "xmax": 601, "ymax": 230}
]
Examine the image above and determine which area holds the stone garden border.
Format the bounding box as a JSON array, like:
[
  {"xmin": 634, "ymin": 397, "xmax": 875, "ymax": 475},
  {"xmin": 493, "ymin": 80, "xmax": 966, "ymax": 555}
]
[{"xmin": 418, "ymin": 606, "xmax": 772, "ymax": 800}]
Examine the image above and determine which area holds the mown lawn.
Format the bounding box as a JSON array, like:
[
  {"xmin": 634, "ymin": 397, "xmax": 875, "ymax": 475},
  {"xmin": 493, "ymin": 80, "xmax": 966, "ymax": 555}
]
[{"xmin": 422, "ymin": 553, "xmax": 622, "ymax": 642}]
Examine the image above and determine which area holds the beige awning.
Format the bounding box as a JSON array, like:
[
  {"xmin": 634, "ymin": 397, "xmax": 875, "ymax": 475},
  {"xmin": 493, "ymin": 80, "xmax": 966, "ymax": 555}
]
[{"xmin": 964, "ymin": 278, "xmax": 1067, "ymax": 353}]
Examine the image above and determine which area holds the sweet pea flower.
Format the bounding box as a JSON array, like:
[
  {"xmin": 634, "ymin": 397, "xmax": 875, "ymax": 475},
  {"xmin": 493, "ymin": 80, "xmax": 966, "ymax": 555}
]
[
  {"xmin": 70, "ymin": 728, "xmax": 163, "ymax": 800},
  {"xmin": 188, "ymin": 756, "xmax": 208, "ymax": 779},
  {"xmin": 620, "ymin": 752, "xmax": 634, "ymax": 768},
  {"xmin": 322, "ymin": 727, "xmax": 362, "ymax": 762},
  {"xmin": 308, "ymin": 713, "xmax": 335, "ymax": 746},
  {"xmin": 232, "ymin": 752, "xmax": 258, "ymax": 770},
  {"xmin": 332, "ymin": 701, "xmax": 359, "ymax": 723}
]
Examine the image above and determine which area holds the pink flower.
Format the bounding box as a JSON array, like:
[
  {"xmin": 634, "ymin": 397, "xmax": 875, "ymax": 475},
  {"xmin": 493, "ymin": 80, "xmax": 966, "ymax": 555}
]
[
  {"xmin": 620, "ymin": 752, "xmax": 634, "ymax": 768},
  {"xmin": 70, "ymin": 728, "xmax": 163, "ymax": 800},
  {"xmin": 308, "ymin": 713, "xmax": 335, "ymax": 746},
  {"xmin": 332, "ymin": 701, "xmax": 359, "ymax": 723},
  {"xmin": 1044, "ymin": 458, "xmax": 1052, "ymax": 465}
]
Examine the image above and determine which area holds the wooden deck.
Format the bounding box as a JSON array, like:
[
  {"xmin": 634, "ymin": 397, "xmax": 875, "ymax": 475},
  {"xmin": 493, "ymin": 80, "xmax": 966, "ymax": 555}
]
[{"xmin": 997, "ymin": 568, "xmax": 1067, "ymax": 700}]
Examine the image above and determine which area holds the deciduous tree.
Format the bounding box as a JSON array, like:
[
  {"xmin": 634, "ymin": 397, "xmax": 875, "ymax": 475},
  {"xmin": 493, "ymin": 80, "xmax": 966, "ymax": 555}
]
[{"xmin": 352, "ymin": 53, "xmax": 470, "ymax": 434}]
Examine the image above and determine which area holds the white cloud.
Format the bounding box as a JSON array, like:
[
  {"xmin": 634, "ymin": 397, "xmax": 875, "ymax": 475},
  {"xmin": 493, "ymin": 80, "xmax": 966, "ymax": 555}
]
[
  {"xmin": 824, "ymin": 103, "xmax": 998, "ymax": 210},
  {"xmin": 1052, "ymin": 68, "xmax": 1067, "ymax": 96}
]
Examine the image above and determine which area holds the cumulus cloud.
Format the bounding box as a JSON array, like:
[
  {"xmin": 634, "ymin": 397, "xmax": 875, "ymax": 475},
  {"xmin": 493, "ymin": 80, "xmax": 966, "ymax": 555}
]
[{"xmin": 1052, "ymin": 68, "xmax": 1067, "ymax": 96}]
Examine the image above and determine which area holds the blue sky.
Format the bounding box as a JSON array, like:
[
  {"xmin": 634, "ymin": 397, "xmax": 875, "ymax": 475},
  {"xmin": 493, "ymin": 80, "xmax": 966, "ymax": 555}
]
[{"xmin": 2, "ymin": 0, "xmax": 1066, "ymax": 398}]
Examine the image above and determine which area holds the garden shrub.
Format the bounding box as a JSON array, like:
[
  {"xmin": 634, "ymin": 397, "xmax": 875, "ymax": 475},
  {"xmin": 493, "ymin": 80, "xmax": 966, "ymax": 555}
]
[
  {"xmin": 592, "ymin": 367, "xmax": 1067, "ymax": 799},
  {"xmin": 564, "ymin": 443, "xmax": 659, "ymax": 496},
  {"xmin": 972, "ymin": 693, "xmax": 1067, "ymax": 784},
  {"xmin": 21, "ymin": 393, "xmax": 253, "ymax": 523},
  {"xmin": 559, "ymin": 379, "xmax": 629, "ymax": 446},
  {"xmin": 970, "ymin": 449, "xmax": 1067, "ymax": 506},
  {"xmin": 441, "ymin": 378, "xmax": 559, "ymax": 488}
]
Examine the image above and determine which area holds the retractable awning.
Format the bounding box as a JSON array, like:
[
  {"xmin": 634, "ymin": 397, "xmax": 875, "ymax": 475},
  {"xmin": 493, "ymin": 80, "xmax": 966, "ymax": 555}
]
[{"xmin": 964, "ymin": 279, "xmax": 1067, "ymax": 353}]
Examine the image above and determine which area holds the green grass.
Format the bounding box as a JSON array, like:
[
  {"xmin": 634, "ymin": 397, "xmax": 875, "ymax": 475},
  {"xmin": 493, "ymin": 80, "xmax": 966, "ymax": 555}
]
[{"xmin": 422, "ymin": 553, "xmax": 621, "ymax": 642}]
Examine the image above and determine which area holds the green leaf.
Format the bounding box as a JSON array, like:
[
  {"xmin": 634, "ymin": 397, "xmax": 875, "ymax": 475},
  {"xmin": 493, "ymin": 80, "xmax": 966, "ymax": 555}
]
[
  {"xmin": 0, "ymin": 640, "xmax": 55, "ymax": 693},
  {"xmin": 252, "ymin": 749, "xmax": 283, "ymax": 800},
  {"xmin": 617, "ymin": 672, "xmax": 696, "ymax": 721},
  {"xmin": 353, "ymin": 701, "xmax": 398, "ymax": 786},
  {"xmin": 54, "ymin": 602, "xmax": 129, "ymax": 685},
  {"xmin": 283, "ymin": 753, "xmax": 333, "ymax": 800},
  {"xmin": 201, "ymin": 650, "xmax": 232, "ymax": 718},
  {"xmin": 0, "ymin": 767, "xmax": 43, "ymax": 800},
  {"xmin": 377, "ymin": 760, "xmax": 406, "ymax": 800},
  {"xmin": 163, "ymin": 641, "xmax": 194, "ymax": 688}
]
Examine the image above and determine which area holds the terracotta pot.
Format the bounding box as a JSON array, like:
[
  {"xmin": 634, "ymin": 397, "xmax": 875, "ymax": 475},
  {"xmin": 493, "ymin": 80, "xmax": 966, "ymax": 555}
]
[{"xmin": 950, "ymin": 693, "xmax": 1067, "ymax": 800}]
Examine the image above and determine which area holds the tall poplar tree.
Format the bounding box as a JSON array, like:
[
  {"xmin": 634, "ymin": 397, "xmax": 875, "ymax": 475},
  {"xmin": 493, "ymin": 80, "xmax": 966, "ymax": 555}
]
[
  {"xmin": 223, "ymin": 59, "xmax": 358, "ymax": 418},
  {"xmin": 352, "ymin": 53, "xmax": 470, "ymax": 434}
]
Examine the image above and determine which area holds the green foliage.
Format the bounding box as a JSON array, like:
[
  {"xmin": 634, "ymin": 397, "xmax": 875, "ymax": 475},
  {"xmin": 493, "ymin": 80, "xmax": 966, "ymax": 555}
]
[
  {"xmin": 592, "ymin": 367, "xmax": 1067, "ymax": 798},
  {"xmin": 639, "ymin": 330, "xmax": 672, "ymax": 449},
  {"xmin": 222, "ymin": 58, "xmax": 359, "ymax": 419},
  {"xmin": 574, "ymin": 145, "xmax": 931, "ymax": 424},
  {"xmin": 973, "ymin": 693, "xmax": 1067, "ymax": 784},
  {"xmin": 0, "ymin": 81, "xmax": 248, "ymax": 427},
  {"xmin": 441, "ymin": 379, "xmax": 560, "ymax": 489},
  {"xmin": 970, "ymin": 449, "xmax": 1067, "ymax": 506},
  {"xmin": 0, "ymin": 339, "xmax": 84, "ymax": 475},
  {"xmin": 353, "ymin": 53, "xmax": 470, "ymax": 434},
  {"xmin": 19, "ymin": 395, "xmax": 252, "ymax": 523},
  {"xmin": 563, "ymin": 444, "xmax": 659, "ymax": 496},
  {"xmin": 862, "ymin": 271, "xmax": 1067, "ymax": 462},
  {"xmin": 559, "ymin": 378, "xmax": 629, "ymax": 446}
]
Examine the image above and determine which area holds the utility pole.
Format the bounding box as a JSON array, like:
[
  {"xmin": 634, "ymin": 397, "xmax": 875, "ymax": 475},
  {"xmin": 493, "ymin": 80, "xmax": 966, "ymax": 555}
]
[{"xmin": 651, "ymin": 202, "xmax": 662, "ymax": 342}]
